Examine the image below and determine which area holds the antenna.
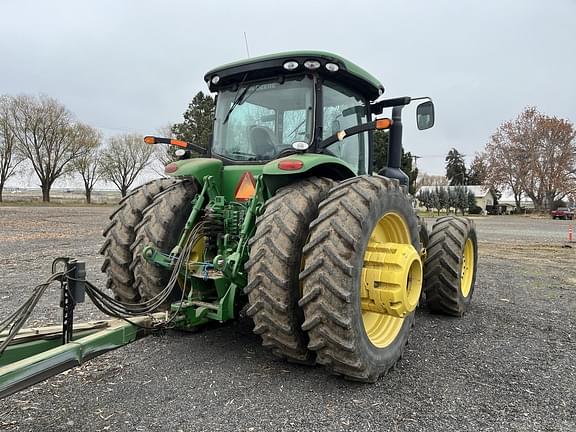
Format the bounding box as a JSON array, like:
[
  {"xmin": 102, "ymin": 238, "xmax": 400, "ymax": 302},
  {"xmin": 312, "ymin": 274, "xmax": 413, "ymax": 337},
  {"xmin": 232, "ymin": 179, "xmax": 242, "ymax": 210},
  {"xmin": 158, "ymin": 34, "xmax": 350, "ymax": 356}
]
[{"xmin": 243, "ymin": 32, "xmax": 250, "ymax": 58}]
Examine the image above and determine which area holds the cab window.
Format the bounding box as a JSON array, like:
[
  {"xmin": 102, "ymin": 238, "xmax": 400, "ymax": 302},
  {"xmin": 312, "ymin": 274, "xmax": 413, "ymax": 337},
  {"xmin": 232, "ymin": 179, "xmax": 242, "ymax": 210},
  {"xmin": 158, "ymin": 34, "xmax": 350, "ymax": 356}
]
[
  {"xmin": 212, "ymin": 77, "xmax": 314, "ymax": 161},
  {"xmin": 322, "ymin": 81, "xmax": 368, "ymax": 174}
]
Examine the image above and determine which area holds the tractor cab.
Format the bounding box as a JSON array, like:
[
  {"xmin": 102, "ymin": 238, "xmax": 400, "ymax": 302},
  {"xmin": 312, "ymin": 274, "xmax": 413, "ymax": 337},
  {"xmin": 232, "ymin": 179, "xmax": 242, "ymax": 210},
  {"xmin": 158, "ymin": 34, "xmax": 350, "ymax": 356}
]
[{"xmin": 204, "ymin": 51, "xmax": 434, "ymax": 179}]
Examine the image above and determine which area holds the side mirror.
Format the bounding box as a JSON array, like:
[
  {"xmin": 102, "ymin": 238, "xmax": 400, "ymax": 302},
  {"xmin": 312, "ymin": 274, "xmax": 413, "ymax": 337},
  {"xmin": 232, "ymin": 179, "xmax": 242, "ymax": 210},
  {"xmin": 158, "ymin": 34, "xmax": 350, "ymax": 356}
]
[{"xmin": 416, "ymin": 101, "xmax": 435, "ymax": 130}]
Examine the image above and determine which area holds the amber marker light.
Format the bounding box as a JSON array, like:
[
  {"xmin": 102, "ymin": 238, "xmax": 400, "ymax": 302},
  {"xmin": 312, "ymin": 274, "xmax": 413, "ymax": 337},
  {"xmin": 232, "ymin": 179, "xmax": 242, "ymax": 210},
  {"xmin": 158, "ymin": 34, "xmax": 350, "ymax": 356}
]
[
  {"xmin": 169, "ymin": 139, "xmax": 189, "ymax": 149},
  {"xmin": 144, "ymin": 136, "xmax": 156, "ymax": 144},
  {"xmin": 376, "ymin": 118, "xmax": 393, "ymax": 129}
]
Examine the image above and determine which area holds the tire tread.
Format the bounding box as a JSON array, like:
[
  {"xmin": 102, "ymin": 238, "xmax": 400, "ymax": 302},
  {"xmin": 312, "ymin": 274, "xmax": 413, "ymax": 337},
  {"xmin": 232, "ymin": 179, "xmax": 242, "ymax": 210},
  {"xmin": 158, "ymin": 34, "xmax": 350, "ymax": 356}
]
[{"xmin": 246, "ymin": 177, "xmax": 334, "ymax": 364}]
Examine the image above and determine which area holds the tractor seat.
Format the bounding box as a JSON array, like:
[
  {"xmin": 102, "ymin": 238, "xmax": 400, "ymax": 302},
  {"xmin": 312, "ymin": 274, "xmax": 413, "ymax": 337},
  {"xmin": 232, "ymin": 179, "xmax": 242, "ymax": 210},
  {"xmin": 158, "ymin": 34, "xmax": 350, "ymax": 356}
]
[{"xmin": 249, "ymin": 126, "xmax": 277, "ymax": 158}]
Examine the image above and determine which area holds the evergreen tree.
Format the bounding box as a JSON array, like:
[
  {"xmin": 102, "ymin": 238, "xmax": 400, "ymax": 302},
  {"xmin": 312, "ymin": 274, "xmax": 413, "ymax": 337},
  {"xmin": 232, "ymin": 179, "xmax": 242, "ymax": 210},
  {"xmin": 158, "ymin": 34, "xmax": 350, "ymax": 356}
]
[
  {"xmin": 431, "ymin": 187, "xmax": 442, "ymax": 215},
  {"xmin": 445, "ymin": 148, "xmax": 467, "ymax": 185},
  {"xmin": 416, "ymin": 189, "xmax": 432, "ymax": 212},
  {"xmin": 373, "ymin": 130, "xmax": 389, "ymax": 172},
  {"xmin": 447, "ymin": 188, "xmax": 458, "ymax": 213},
  {"xmin": 455, "ymin": 186, "xmax": 469, "ymax": 215},
  {"xmin": 467, "ymin": 189, "xmax": 477, "ymax": 210},
  {"xmin": 374, "ymin": 130, "xmax": 419, "ymax": 194},
  {"xmin": 438, "ymin": 187, "xmax": 449, "ymax": 213},
  {"xmin": 172, "ymin": 91, "xmax": 215, "ymax": 150}
]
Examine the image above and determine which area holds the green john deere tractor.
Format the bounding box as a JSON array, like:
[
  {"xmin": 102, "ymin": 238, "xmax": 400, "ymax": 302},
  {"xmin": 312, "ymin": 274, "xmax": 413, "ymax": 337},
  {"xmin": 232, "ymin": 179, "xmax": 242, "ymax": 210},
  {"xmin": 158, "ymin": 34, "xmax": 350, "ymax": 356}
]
[{"xmin": 101, "ymin": 51, "xmax": 478, "ymax": 382}]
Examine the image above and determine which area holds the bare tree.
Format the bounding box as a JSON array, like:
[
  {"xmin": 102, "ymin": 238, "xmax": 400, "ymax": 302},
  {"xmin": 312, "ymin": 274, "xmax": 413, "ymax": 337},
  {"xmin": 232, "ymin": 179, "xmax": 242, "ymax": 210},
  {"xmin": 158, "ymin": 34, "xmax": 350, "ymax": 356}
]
[
  {"xmin": 0, "ymin": 96, "xmax": 24, "ymax": 202},
  {"xmin": 8, "ymin": 94, "xmax": 84, "ymax": 202},
  {"xmin": 523, "ymin": 110, "xmax": 575, "ymax": 209},
  {"xmin": 485, "ymin": 107, "xmax": 575, "ymax": 212},
  {"xmin": 99, "ymin": 133, "xmax": 155, "ymax": 197},
  {"xmin": 72, "ymin": 123, "xmax": 102, "ymax": 204},
  {"xmin": 484, "ymin": 126, "xmax": 525, "ymax": 212}
]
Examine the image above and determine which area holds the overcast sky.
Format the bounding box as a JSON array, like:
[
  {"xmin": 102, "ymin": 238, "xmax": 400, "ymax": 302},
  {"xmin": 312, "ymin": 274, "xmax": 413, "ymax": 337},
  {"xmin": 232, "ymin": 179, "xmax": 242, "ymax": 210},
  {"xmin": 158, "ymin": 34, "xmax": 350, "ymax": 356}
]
[{"xmin": 1, "ymin": 0, "xmax": 575, "ymax": 180}]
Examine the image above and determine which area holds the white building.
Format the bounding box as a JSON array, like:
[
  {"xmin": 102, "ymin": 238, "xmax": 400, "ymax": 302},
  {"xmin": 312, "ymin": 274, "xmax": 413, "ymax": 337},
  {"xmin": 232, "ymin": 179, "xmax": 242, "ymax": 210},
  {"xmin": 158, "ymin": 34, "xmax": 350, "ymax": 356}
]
[{"xmin": 498, "ymin": 191, "xmax": 534, "ymax": 210}]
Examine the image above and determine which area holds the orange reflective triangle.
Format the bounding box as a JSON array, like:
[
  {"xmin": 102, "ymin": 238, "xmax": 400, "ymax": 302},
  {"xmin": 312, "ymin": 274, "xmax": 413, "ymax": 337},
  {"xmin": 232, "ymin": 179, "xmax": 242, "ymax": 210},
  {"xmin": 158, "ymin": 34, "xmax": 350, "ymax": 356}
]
[{"xmin": 235, "ymin": 172, "xmax": 256, "ymax": 201}]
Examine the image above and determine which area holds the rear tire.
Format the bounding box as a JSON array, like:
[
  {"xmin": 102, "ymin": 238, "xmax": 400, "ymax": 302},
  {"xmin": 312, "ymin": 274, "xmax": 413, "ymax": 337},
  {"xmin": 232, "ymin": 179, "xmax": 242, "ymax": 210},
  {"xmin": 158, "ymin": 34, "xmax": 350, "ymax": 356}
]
[
  {"xmin": 131, "ymin": 180, "xmax": 198, "ymax": 302},
  {"xmin": 245, "ymin": 177, "xmax": 334, "ymax": 364},
  {"xmin": 299, "ymin": 176, "xmax": 421, "ymax": 382},
  {"xmin": 423, "ymin": 216, "xmax": 478, "ymax": 316},
  {"xmin": 100, "ymin": 178, "xmax": 183, "ymax": 303}
]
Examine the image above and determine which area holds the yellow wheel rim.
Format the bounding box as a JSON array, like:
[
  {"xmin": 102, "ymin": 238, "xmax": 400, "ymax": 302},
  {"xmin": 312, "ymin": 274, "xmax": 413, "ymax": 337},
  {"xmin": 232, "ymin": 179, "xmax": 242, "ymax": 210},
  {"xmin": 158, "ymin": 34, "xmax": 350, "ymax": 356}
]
[
  {"xmin": 178, "ymin": 236, "xmax": 206, "ymax": 290},
  {"xmin": 361, "ymin": 212, "xmax": 423, "ymax": 348},
  {"xmin": 460, "ymin": 238, "xmax": 474, "ymax": 297}
]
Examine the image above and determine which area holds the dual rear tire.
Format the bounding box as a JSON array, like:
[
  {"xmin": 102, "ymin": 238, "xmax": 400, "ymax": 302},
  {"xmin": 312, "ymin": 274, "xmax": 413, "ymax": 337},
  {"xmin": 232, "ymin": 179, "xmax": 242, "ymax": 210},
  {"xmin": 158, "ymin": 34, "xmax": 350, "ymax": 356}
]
[
  {"xmin": 247, "ymin": 176, "xmax": 478, "ymax": 382},
  {"xmin": 247, "ymin": 175, "xmax": 424, "ymax": 381},
  {"xmin": 245, "ymin": 177, "xmax": 334, "ymax": 364},
  {"xmin": 298, "ymin": 176, "xmax": 421, "ymax": 381},
  {"xmin": 100, "ymin": 179, "xmax": 197, "ymax": 304}
]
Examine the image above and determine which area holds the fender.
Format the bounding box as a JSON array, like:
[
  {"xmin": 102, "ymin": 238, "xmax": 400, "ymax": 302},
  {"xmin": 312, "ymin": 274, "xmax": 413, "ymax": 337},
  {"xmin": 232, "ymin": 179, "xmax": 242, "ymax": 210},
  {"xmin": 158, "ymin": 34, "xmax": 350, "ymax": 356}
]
[
  {"xmin": 165, "ymin": 158, "xmax": 223, "ymax": 186},
  {"xmin": 262, "ymin": 153, "xmax": 356, "ymax": 194}
]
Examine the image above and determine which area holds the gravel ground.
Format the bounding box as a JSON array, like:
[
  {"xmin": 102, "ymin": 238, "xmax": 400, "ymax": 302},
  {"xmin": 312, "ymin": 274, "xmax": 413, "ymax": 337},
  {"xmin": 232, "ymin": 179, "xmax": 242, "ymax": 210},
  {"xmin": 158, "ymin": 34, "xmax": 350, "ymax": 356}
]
[{"xmin": 0, "ymin": 207, "xmax": 575, "ymax": 431}]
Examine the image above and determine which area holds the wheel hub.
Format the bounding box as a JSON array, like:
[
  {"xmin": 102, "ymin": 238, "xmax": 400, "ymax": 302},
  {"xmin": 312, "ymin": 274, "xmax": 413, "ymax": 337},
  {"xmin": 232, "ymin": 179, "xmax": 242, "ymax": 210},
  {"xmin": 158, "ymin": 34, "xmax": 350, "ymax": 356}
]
[
  {"xmin": 361, "ymin": 242, "xmax": 422, "ymax": 319},
  {"xmin": 360, "ymin": 211, "xmax": 422, "ymax": 349}
]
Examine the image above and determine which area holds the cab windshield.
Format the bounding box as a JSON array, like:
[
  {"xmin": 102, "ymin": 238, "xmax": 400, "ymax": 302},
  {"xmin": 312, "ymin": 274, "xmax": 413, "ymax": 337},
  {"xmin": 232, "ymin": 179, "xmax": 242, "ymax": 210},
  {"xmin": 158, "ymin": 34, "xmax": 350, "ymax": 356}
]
[{"xmin": 212, "ymin": 76, "xmax": 314, "ymax": 161}]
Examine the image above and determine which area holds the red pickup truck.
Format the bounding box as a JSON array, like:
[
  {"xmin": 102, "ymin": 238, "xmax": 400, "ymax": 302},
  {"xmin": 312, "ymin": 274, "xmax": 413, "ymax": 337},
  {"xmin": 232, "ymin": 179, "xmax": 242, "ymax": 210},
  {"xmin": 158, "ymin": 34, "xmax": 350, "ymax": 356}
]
[{"xmin": 551, "ymin": 207, "xmax": 574, "ymax": 220}]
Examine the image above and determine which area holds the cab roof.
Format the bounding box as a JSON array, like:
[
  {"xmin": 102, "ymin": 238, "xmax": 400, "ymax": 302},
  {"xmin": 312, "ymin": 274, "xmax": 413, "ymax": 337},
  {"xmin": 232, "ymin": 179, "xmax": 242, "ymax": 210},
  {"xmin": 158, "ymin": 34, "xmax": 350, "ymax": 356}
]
[{"xmin": 204, "ymin": 50, "xmax": 385, "ymax": 101}]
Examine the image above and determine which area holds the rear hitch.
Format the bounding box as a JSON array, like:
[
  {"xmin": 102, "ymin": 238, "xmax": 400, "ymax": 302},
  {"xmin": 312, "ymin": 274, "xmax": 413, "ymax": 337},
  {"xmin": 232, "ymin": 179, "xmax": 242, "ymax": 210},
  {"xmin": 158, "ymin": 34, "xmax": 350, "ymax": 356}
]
[{"xmin": 0, "ymin": 258, "xmax": 165, "ymax": 399}]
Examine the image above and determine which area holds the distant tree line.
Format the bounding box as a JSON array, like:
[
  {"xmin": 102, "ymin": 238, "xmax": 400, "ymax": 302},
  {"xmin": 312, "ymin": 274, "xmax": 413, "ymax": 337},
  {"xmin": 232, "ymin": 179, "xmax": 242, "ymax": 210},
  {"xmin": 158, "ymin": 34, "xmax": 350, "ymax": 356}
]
[
  {"xmin": 416, "ymin": 186, "xmax": 478, "ymax": 215},
  {"xmin": 0, "ymin": 90, "xmax": 218, "ymax": 203},
  {"xmin": 0, "ymin": 94, "xmax": 160, "ymax": 202},
  {"xmin": 12, "ymin": 89, "xmax": 528, "ymax": 207}
]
